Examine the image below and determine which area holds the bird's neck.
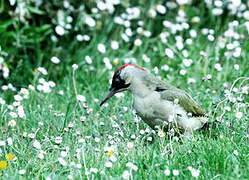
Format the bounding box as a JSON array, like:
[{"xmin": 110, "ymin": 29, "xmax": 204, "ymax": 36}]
[{"xmin": 129, "ymin": 77, "xmax": 153, "ymax": 98}]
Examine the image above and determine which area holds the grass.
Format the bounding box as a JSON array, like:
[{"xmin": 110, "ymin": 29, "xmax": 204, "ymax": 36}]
[
  {"xmin": 0, "ymin": 63, "xmax": 248, "ymax": 179},
  {"xmin": 0, "ymin": 0, "xmax": 249, "ymax": 179}
]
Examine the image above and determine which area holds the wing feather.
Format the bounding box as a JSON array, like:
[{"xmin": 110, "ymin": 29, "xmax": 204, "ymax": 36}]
[
  {"xmin": 143, "ymin": 73, "xmax": 206, "ymax": 117},
  {"xmin": 158, "ymin": 88, "xmax": 206, "ymax": 117}
]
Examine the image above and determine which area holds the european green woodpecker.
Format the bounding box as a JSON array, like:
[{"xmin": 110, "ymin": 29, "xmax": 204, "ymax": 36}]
[{"xmin": 100, "ymin": 64, "xmax": 208, "ymax": 136}]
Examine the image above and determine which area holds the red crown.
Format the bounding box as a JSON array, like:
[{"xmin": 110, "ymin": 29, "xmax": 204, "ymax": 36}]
[{"xmin": 115, "ymin": 64, "xmax": 146, "ymax": 73}]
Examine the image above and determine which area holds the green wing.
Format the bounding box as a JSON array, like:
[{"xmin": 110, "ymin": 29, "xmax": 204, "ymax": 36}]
[
  {"xmin": 143, "ymin": 73, "xmax": 206, "ymax": 117},
  {"xmin": 159, "ymin": 88, "xmax": 206, "ymax": 117}
]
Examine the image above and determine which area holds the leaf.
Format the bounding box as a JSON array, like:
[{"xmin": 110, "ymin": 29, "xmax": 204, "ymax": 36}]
[{"xmin": 26, "ymin": 5, "xmax": 45, "ymax": 15}]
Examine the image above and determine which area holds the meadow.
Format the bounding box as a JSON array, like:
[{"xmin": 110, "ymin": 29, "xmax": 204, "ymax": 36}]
[{"xmin": 0, "ymin": 0, "xmax": 249, "ymax": 179}]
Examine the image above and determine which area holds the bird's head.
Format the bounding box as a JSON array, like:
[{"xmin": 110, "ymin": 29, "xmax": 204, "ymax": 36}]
[{"xmin": 100, "ymin": 64, "xmax": 146, "ymax": 106}]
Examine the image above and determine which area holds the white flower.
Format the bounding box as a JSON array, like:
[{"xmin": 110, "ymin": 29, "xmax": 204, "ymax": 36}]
[
  {"xmin": 7, "ymin": 137, "xmax": 13, "ymax": 146},
  {"xmin": 173, "ymin": 169, "xmax": 179, "ymax": 176},
  {"xmin": 126, "ymin": 162, "xmax": 138, "ymax": 171},
  {"xmin": 147, "ymin": 137, "xmax": 153, "ymax": 141},
  {"xmin": 2, "ymin": 85, "xmax": 8, "ymax": 91},
  {"xmin": 189, "ymin": 29, "xmax": 197, "ymax": 38},
  {"xmin": 8, "ymin": 120, "xmax": 16, "ymax": 127},
  {"xmin": 233, "ymin": 150, "xmax": 239, "ymax": 156},
  {"xmin": 187, "ymin": 78, "xmax": 196, "ymax": 84},
  {"xmin": 13, "ymin": 101, "xmax": 20, "ymax": 107},
  {"xmin": 122, "ymin": 170, "xmax": 130, "ymax": 179},
  {"xmin": 233, "ymin": 48, "xmax": 241, "ymax": 57},
  {"xmin": 84, "ymin": 56, "xmax": 92, "ymax": 65},
  {"xmin": 127, "ymin": 142, "xmax": 134, "ymax": 148},
  {"xmin": 97, "ymin": 1, "xmax": 106, "ymax": 10},
  {"xmin": 243, "ymin": 11, "xmax": 249, "ymax": 20},
  {"xmin": 183, "ymin": 59, "xmax": 192, "ymax": 67},
  {"xmin": 77, "ymin": 95, "xmax": 86, "ymax": 102},
  {"xmin": 90, "ymin": 168, "xmax": 98, "ymax": 173},
  {"xmin": 76, "ymin": 163, "xmax": 82, "ymax": 169},
  {"xmin": 131, "ymin": 134, "xmax": 136, "ymax": 139},
  {"xmin": 85, "ymin": 16, "xmax": 96, "ymax": 27},
  {"xmin": 48, "ymin": 81, "xmax": 56, "ymax": 88},
  {"xmin": 17, "ymin": 105, "xmax": 25, "ymax": 118},
  {"xmin": 214, "ymin": 63, "xmax": 222, "ymax": 71},
  {"xmin": 125, "ymin": 28, "xmax": 132, "ymax": 36},
  {"xmin": 131, "ymin": 164, "xmax": 138, "ymax": 171},
  {"xmin": 51, "ymin": 56, "xmax": 60, "ymax": 64},
  {"xmin": 176, "ymin": 0, "xmax": 189, "ymax": 5},
  {"xmin": 0, "ymin": 141, "xmax": 6, "ymax": 146},
  {"xmin": 164, "ymin": 169, "xmax": 170, "ymax": 176},
  {"xmin": 180, "ymin": 69, "xmax": 186, "ymax": 75},
  {"xmin": 235, "ymin": 112, "xmax": 243, "ymax": 119},
  {"xmin": 55, "ymin": 136, "xmax": 62, "ymax": 144},
  {"xmin": 58, "ymin": 157, "xmax": 67, "ymax": 166},
  {"xmin": 14, "ymin": 94, "xmax": 23, "ymax": 101},
  {"xmin": 234, "ymin": 64, "xmax": 239, "ymax": 70},
  {"xmin": 161, "ymin": 65, "xmax": 169, "ymax": 71},
  {"xmin": 242, "ymin": 86, "xmax": 248, "ymax": 94},
  {"xmin": 9, "ymin": 112, "xmax": 18, "ymax": 118},
  {"xmin": 127, "ymin": 7, "xmax": 140, "ymax": 19},
  {"xmin": 212, "ymin": 8, "xmax": 223, "ymax": 16},
  {"xmin": 156, "ymin": 4, "xmax": 166, "ymax": 14},
  {"xmin": 111, "ymin": 41, "xmax": 119, "ymax": 50},
  {"xmin": 165, "ymin": 48, "xmax": 174, "ymax": 58},
  {"xmin": 149, "ymin": 9, "xmax": 157, "ymax": 18},
  {"xmin": 28, "ymin": 133, "xmax": 35, "ymax": 139},
  {"xmin": 61, "ymin": 151, "xmax": 67, "ymax": 157},
  {"xmin": 226, "ymin": 43, "xmax": 234, "ymax": 50},
  {"xmin": 142, "ymin": 54, "xmax": 150, "ymax": 63},
  {"xmin": 137, "ymin": 128, "xmax": 144, "ymax": 134},
  {"xmin": 94, "ymin": 137, "xmax": 100, "ymax": 142},
  {"xmin": 154, "ymin": 67, "xmax": 158, "ymax": 74},
  {"xmin": 17, "ymin": 106, "xmax": 26, "ymax": 118},
  {"xmin": 98, "ymin": 43, "xmax": 106, "ymax": 53},
  {"xmin": 208, "ymin": 34, "xmax": 215, "ymax": 41},
  {"xmin": 110, "ymin": 155, "xmax": 117, "ymax": 162},
  {"xmin": 158, "ymin": 130, "xmax": 165, "ymax": 137},
  {"xmin": 176, "ymin": 41, "xmax": 184, "ymax": 50},
  {"xmin": 191, "ymin": 16, "xmax": 200, "ymax": 23},
  {"xmin": 20, "ymin": 88, "xmax": 29, "ymax": 96},
  {"xmin": 55, "ymin": 25, "xmax": 65, "ymax": 36},
  {"xmin": 105, "ymin": 161, "xmax": 112, "ymax": 168},
  {"xmin": 38, "ymin": 153, "xmax": 44, "ymax": 159},
  {"xmin": 19, "ymin": 169, "xmax": 26, "ymax": 175},
  {"xmin": 76, "ymin": 34, "xmax": 83, "ymax": 41},
  {"xmin": 0, "ymin": 98, "xmax": 5, "ymax": 105},
  {"xmin": 121, "ymin": 33, "xmax": 129, "ymax": 42},
  {"xmin": 37, "ymin": 67, "xmax": 48, "ymax": 75},
  {"xmin": 72, "ymin": 64, "xmax": 78, "ymax": 69},
  {"xmin": 188, "ymin": 166, "xmax": 200, "ymax": 177},
  {"xmin": 83, "ymin": 35, "xmax": 90, "ymax": 41},
  {"xmin": 33, "ymin": 140, "xmax": 41, "ymax": 149},
  {"xmin": 134, "ymin": 39, "xmax": 142, "ymax": 46}
]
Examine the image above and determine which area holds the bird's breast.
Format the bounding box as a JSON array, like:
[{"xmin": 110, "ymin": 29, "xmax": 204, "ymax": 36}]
[{"xmin": 133, "ymin": 92, "xmax": 174, "ymax": 119}]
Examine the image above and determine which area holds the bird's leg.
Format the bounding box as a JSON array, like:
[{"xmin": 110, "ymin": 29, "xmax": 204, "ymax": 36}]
[{"xmin": 183, "ymin": 130, "xmax": 194, "ymax": 141}]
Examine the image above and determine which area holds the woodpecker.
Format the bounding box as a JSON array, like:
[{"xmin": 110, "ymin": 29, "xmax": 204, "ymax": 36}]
[{"xmin": 100, "ymin": 64, "xmax": 208, "ymax": 136}]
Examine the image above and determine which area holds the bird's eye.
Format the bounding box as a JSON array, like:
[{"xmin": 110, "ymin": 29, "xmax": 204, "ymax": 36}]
[{"xmin": 114, "ymin": 78, "xmax": 120, "ymax": 83}]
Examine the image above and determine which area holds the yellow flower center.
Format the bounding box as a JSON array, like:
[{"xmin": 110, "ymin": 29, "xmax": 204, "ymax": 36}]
[
  {"xmin": 107, "ymin": 151, "xmax": 113, "ymax": 157},
  {"xmin": 0, "ymin": 160, "xmax": 7, "ymax": 170},
  {"xmin": 6, "ymin": 153, "xmax": 14, "ymax": 160}
]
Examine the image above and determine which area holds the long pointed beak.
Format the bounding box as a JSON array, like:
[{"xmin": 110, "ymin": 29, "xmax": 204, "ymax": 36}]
[{"xmin": 100, "ymin": 87, "xmax": 115, "ymax": 106}]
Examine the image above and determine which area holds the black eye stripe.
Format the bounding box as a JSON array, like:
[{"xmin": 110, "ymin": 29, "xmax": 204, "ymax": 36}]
[{"xmin": 111, "ymin": 70, "xmax": 130, "ymax": 90}]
